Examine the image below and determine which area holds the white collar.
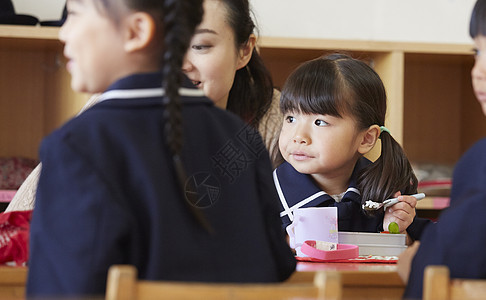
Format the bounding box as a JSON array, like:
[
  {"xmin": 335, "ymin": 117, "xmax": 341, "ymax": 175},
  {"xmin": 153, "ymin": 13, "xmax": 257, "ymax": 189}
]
[{"xmin": 97, "ymin": 87, "xmax": 205, "ymax": 103}]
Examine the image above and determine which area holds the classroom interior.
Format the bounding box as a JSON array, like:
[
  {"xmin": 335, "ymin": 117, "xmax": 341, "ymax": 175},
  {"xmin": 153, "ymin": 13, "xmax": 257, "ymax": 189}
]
[
  {"xmin": 1, "ymin": 26, "xmax": 483, "ymax": 219},
  {"xmin": 1, "ymin": 0, "xmax": 486, "ymax": 299}
]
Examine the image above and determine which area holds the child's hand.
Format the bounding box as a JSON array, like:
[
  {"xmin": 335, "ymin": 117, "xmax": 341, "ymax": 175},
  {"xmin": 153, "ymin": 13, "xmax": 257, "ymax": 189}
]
[{"xmin": 383, "ymin": 192, "xmax": 417, "ymax": 233}]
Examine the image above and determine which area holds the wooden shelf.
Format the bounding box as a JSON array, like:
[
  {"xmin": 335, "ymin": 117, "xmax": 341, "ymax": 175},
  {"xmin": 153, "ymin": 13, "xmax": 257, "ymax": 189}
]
[
  {"xmin": 258, "ymin": 36, "xmax": 485, "ymax": 165},
  {"xmin": 1, "ymin": 25, "xmax": 484, "ymax": 169},
  {"xmin": 0, "ymin": 25, "xmax": 59, "ymax": 39},
  {"xmin": 416, "ymin": 197, "xmax": 450, "ymax": 210},
  {"xmin": 259, "ymin": 36, "xmax": 474, "ymax": 55},
  {"xmin": 0, "ymin": 25, "xmax": 88, "ymax": 160},
  {"xmin": 416, "ymin": 196, "xmax": 450, "ymax": 220},
  {"xmin": 0, "ymin": 25, "xmax": 59, "ymax": 50}
]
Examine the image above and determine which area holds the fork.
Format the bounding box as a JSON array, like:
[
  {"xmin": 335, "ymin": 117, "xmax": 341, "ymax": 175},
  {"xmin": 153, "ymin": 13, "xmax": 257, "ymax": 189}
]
[{"xmin": 362, "ymin": 193, "xmax": 426, "ymax": 211}]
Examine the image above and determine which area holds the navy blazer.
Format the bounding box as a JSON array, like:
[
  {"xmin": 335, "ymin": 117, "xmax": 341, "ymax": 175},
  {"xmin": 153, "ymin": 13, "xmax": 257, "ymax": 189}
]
[
  {"xmin": 27, "ymin": 73, "xmax": 296, "ymax": 297},
  {"xmin": 403, "ymin": 138, "xmax": 486, "ymax": 299},
  {"xmin": 274, "ymin": 159, "xmax": 430, "ymax": 240}
]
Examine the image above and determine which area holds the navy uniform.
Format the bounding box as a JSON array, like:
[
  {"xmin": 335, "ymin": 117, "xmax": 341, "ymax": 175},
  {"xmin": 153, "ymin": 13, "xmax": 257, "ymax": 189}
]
[
  {"xmin": 274, "ymin": 158, "xmax": 429, "ymax": 239},
  {"xmin": 27, "ymin": 73, "xmax": 296, "ymax": 296},
  {"xmin": 403, "ymin": 138, "xmax": 486, "ymax": 299}
]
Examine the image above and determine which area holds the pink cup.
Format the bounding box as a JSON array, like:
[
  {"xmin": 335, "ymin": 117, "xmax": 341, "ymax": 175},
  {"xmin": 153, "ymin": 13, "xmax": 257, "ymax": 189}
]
[{"xmin": 286, "ymin": 207, "xmax": 338, "ymax": 257}]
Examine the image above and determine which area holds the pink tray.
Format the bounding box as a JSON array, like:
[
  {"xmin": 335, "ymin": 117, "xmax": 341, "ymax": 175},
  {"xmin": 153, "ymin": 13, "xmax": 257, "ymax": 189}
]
[{"xmin": 300, "ymin": 240, "xmax": 359, "ymax": 261}]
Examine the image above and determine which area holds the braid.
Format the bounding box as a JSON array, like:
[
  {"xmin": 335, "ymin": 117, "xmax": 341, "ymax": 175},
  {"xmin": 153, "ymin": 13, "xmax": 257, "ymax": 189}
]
[
  {"xmin": 162, "ymin": 0, "xmax": 185, "ymax": 158},
  {"xmin": 161, "ymin": 0, "xmax": 212, "ymax": 232}
]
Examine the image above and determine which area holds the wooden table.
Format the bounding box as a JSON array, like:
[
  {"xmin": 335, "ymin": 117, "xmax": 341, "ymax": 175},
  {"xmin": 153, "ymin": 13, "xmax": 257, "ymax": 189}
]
[
  {"xmin": 0, "ymin": 266, "xmax": 27, "ymax": 299},
  {"xmin": 288, "ymin": 262, "xmax": 405, "ymax": 299},
  {"xmin": 0, "ymin": 263, "xmax": 405, "ymax": 299}
]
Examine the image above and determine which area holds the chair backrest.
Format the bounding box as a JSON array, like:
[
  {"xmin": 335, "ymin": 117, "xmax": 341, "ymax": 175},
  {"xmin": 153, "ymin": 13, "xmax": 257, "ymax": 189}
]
[
  {"xmin": 0, "ymin": 266, "xmax": 27, "ymax": 299},
  {"xmin": 314, "ymin": 268, "xmax": 405, "ymax": 299},
  {"xmin": 423, "ymin": 265, "xmax": 486, "ymax": 300},
  {"xmin": 105, "ymin": 265, "xmax": 341, "ymax": 300}
]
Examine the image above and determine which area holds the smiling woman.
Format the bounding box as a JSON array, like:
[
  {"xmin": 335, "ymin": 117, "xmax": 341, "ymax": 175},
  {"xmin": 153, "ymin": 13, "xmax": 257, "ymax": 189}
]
[
  {"xmin": 183, "ymin": 0, "xmax": 250, "ymax": 110},
  {"xmin": 183, "ymin": 0, "xmax": 282, "ymax": 156}
]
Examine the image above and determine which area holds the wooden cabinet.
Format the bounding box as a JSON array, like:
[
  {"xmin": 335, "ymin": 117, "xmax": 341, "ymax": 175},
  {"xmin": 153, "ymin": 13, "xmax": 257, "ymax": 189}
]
[
  {"xmin": 0, "ymin": 25, "xmax": 88, "ymax": 160},
  {"xmin": 1, "ymin": 26, "xmax": 485, "ymax": 169},
  {"xmin": 258, "ymin": 36, "xmax": 485, "ymax": 165}
]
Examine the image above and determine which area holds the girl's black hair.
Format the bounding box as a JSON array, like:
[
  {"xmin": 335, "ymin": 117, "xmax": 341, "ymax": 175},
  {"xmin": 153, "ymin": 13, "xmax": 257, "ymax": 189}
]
[
  {"xmin": 280, "ymin": 53, "xmax": 418, "ymax": 209},
  {"xmin": 470, "ymin": 0, "xmax": 486, "ymax": 38},
  {"xmin": 98, "ymin": 0, "xmax": 211, "ymax": 231},
  {"xmin": 161, "ymin": 0, "xmax": 213, "ymax": 232},
  {"xmin": 222, "ymin": 0, "xmax": 274, "ymax": 127}
]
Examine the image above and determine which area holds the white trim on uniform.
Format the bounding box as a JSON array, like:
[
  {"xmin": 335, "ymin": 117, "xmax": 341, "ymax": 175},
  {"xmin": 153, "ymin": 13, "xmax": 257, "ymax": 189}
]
[
  {"xmin": 274, "ymin": 169, "xmax": 328, "ymax": 220},
  {"xmin": 347, "ymin": 187, "xmax": 360, "ymax": 195},
  {"xmin": 273, "ymin": 169, "xmax": 294, "ymax": 222},
  {"xmin": 283, "ymin": 191, "xmax": 326, "ymax": 218},
  {"xmin": 178, "ymin": 88, "xmax": 207, "ymax": 97},
  {"xmin": 97, "ymin": 87, "xmax": 205, "ymax": 102},
  {"xmin": 273, "ymin": 170, "xmax": 293, "ymax": 221},
  {"xmin": 274, "ymin": 172, "xmax": 361, "ymax": 221}
]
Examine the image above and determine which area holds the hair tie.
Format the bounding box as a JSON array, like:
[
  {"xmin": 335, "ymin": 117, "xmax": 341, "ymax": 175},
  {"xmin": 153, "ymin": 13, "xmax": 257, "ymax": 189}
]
[{"xmin": 379, "ymin": 126, "xmax": 390, "ymax": 138}]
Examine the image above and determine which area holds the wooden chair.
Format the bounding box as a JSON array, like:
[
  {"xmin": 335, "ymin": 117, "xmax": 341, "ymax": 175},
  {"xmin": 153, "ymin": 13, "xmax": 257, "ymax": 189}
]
[
  {"xmin": 105, "ymin": 265, "xmax": 342, "ymax": 300},
  {"xmin": 0, "ymin": 266, "xmax": 27, "ymax": 299},
  {"xmin": 313, "ymin": 269, "xmax": 405, "ymax": 299},
  {"xmin": 423, "ymin": 265, "xmax": 486, "ymax": 300}
]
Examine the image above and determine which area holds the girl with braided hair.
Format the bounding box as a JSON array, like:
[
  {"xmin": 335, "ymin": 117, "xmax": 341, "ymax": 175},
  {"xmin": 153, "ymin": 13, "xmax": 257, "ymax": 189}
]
[{"xmin": 26, "ymin": 0, "xmax": 295, "ymax": 296}]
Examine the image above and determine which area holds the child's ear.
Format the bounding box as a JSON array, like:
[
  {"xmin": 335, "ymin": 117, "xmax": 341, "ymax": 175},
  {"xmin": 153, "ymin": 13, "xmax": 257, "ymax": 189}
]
[
  {"xmin": 124, "ymin": 12, "xmax": 156, "ymax": 52},
  {"xmin": 236, "ymin": 34, "xmax": 256, "ymax": 70},
  {"xmin": 358, "ymin": 125, "xmax": 380, "ymax": 155}
]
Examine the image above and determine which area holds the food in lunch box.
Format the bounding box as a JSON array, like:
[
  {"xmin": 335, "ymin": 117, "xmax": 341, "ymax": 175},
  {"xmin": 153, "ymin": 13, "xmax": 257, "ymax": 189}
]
[{"xmin": 314, "ymin": 240, "xmax": 337, "ymax": 251}]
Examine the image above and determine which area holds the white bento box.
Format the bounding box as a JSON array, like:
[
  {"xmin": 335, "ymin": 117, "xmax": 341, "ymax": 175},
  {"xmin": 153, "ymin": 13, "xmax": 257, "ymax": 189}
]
[{"xmin": 338, "ymin": 231, "xmax": 407, "ymax": 256}]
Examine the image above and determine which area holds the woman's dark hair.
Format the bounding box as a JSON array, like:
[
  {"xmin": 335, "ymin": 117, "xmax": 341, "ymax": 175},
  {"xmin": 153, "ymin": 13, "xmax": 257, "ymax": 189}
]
[
  {"xmin": 98, "ymin": 0, "xmax": 211, "ymax": 231},
  {"xmin": 222, "ymin": 0, "xmax": 273, "ymax": 127},
  {"xmin": 280, "ymin": 53, "xmax": 417, "ymax": 208},
  {"xmin": 471, "ymin": 0, "xmax": 486, "ymax": 38}
]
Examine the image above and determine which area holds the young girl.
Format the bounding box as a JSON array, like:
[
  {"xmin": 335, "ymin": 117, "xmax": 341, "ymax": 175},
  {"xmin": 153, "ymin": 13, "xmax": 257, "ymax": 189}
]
[
  {"xmin": 26, "ymin": 0, "xmax": 295, "ymax": 296},
  {"xmin": 399, "ymin": 1, "xmax": 486, "ymax": 297},
  {"xmin": 274, "ymin": 54, "xmax": 430, "ymax": 242}
]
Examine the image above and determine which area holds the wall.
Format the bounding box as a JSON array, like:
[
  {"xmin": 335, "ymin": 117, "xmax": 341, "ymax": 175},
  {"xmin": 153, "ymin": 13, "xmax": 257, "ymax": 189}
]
[
  {"xmin": 12, "ymin": 0, "xmax": 477, "ymax": 44},
  {"xmin": 12, "ymin": 0, "xmax": 65, "ymax": 21},
  {"xmin": 250, "ymin": 0, "xmax": 476, "ymax": 44}
]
